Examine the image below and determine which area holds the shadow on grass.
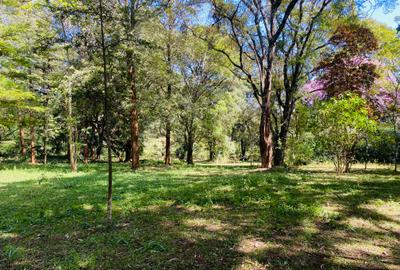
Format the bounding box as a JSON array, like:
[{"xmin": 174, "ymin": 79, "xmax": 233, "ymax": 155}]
[{"xmin": 0, "ymin": 162, "xmax": 399, "ymax": 269}]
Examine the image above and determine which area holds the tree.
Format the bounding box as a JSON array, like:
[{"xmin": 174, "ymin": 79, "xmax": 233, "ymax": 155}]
[
  {"xmin": 272, "ymin": 0, "xmax": 333, "ymax": 166},
  {"xmin": 312, "ymin": 94, "xmax": 377, "ymax": 174},
  {"xmin": 176, "ymin": 35, "xmax": 225, "ymax": 164},
  {"xmin": 312, "ymin": 23, "xmax": 379, "ymax": 99},
  {"xmin": 98, "ymin": 0, "xmax": 113, "ymax": 221},
  {"xmin": 204, "ymin": 0, "xmax": 300, "ymax": 168},
  {"xmin": 368, "ymin": 20, "xmax": 400, "ymax": 171}
]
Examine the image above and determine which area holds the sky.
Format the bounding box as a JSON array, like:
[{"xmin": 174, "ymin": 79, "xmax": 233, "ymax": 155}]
[{"xmin": 370, "ymin": 4, "xmax": 400, "ymax": 29}]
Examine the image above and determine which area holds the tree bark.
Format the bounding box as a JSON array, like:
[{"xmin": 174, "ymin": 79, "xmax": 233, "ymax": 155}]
[
  {"xmin": 208, "ymin": 140, "xmax": 215, "ymax": 161},
  {"xmin": 99, "ymin": 0, "xmax": 113, "ymax": 221},
  {"xmin": 61, "ymin": 19, "xmax": 78, "ymax": 172},
  {"xmin": 19, "ymin": 125, "xmax": 26, "ymax": 158},
  {"xmin": 165, "ymin": 120, "xmax": 171, "ymax": 165},
  {"xmin": 259, "ymin": 67, "xmax": 274, "ymax": 169},
  {"xmin": 128, "ymin": 57, "xmax": 140, "ymax": 170},
  {"xmin": 43, "ymin": 98, "xmax": 49, "ymax": 165},
  {"xmin": 394, "ymin": 83, "xmax": 399, "ymax": 172},
  {"xmin": 43, "ymin": 119, "xmax": 48, "ymax": 165},
  {"xmin": 186, "ymin": 132, "xmax": 194, "ymax": 165},
  {"xmin": 83, "ymin": 136, "xmax": 89, "ymax": 164},
  {"xmin": 273, "ymin": 120, "xmax": 290, "ymax": 166},
  {"xmin": 124, "ymin": 140, "xmax": 132, "ymax": 162},
  {"xmin": 164, "ymin": 34, "xmax": 173, "ymax": 165},
  {"xmin": 30, "ymin": 124, "xmax": 36, "ymax": 164},
  {"xmin": 240, "ymin": 139, "xmax": 247, "ymax": 161}
]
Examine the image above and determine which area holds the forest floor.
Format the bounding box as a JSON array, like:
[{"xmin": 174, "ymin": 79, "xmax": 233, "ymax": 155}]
[{"xmin": 0, "ymin": 161, "xmax": 399, "ymax": 270}]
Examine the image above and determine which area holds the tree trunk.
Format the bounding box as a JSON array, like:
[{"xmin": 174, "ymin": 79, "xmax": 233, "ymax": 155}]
[
  {"xmin": 83, "ymin": 137, "xmax": 89, "ymax": 164},
  {"xmin": 19, "ymin": 125, "xmax": 26, "ymax": 158},
  {"xmin": 99, "ymin": 0, "xmax": 113, "ymax": 222},
  {"xmin": 43, "ymin": 99, "xmax": 49, "ymax": 165},
  {"xmin": 67, "ymin": 85, "xmax": 77, "ymax": 172},
  {"xmin": 274, "ymin": 123, "xmax": 289, "ymax": 166},
  {"xmin": 394, "ymin": 85, "xmax": 398, "ymax": 172},
  {"xmin": 186, "ymin": 132, "xmax": 194, "ymax": 165},
  {"xmin": 30, "ymin": 124, "xmax": 36, "ymax": 164},
  {"xmin": 43, "ymin": 121, "xmax": 48, "ymax": 165},
  {"xmin": 124, "ymin": 140, "xmax": 131, "ymax": 162},
  {"xmin": 164, "ymin": 36, "xmax": 172, "ymax": 166},
  {"xmin": 240, "ymin": 139, "xmax": 247, "ymax": 161},
  {"xmin": 129, "ymin": 59, "xmax": 140, "ymax": 170},
  {"xmin": 165, "ymin": 120, "xmax": 171, "ymax": 165},
  {"xmin": 208, "ymin": 140, "xmax": 215, "ymax": 161},
  {"xmin": 259, "ymin": 48, "xmax": 274, "ymax": 169},
  {"xmin": 259, "ymin": 103, "xmax": 273, "ymax": 169}
]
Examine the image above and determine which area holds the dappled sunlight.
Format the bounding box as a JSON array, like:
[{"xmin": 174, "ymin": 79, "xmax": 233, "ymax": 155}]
[
  {"xmin": 184, "ymin": 218, "xmax": 234, "ymax": 233},
  {"xmin": 1, "ymin": 162, "xmax": 399, "ymax": 269},
  {"xmin": 235, "ymin": 237, "xmax": 277, "ymax": 255},
  {"xmin": 234, "ymin": 258, "xmax": 268, "ymax": 270}
]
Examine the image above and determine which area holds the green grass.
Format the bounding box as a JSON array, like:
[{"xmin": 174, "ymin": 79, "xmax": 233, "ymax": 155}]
[{"xmin": 0, "ymin": 161, "xmax": 399, "ymax": 270}]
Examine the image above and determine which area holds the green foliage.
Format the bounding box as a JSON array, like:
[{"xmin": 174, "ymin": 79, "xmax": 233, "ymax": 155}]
[
  {"xmin": 286, "ymin": 132, "xmax": 316, "ymax": 166},
  {"xmin": 312, "ymin": 94, "xmax": 377, "ymax": 173}
]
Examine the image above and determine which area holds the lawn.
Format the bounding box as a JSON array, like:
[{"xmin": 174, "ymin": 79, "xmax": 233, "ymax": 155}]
[{"xmin": 0, "ymin": 162, "xmax": 399, "ymax": 270}]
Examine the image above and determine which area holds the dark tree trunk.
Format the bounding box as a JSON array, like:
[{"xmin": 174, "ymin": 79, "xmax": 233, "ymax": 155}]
[
  {"xmin": 259, "ymin": 96, "xmax": 273, "ymax": 169},
  {"xmin": 30, "ymin": 124, "xmax": 36, "ymax": 164},
  {"xmin": 128, "ymin": 54, "xmax": 140, "ymax": 170},
  {"xmin": 19, "ymin": 125, "xmax": 26, "ymax": 157},
  {"xmin": 83, "ymin": 136, "xmax": 89, "ymax": 164},
  {"xmin": 96, "ymin": 145, "xmax": 102, "ymax": 160},
  {"xmin": 273, "ymin": 122, "xmax": 289, "ymax": 166},
  {"xmin": 124, "ymin": 140, "xmax": 132, "ymax": 162},
  {"xmin": 240, "ymin": 139, "xmax": 247, "ymax": 161},
  {"xmin": 43, "ymin": 121, "xmax": 48, "ymax": 165},
  {"xmin": 99, "ymin": 0, "xmax": 113, "ymax": 221},
  {"xmin": 165, "ymin": 120, "xmax": 171, "ymax": 165},
  {"xmin": 164, "ymin": 37, "xmax": 172, "ymax": 166},
  {"xmin": 43, "ymin": 98, "xmax": 49, "ymax": 165},
  {"xmin": 186, "ymin": 132, "xmax": 194, "ymax": 165},
  {"xmin": 208, "ymin": 140, "xmax": 215, "ymax": 161}
]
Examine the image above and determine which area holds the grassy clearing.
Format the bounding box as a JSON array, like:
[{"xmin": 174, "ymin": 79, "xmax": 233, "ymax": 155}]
[{"xmin": 0, "ymin": 161, "xmax": 399, "ymax": 270}]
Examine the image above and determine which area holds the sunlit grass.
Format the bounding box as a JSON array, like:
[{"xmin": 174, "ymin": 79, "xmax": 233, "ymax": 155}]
[{"xmin": 0, "ymin": 161, "xmax": 399, "ymax": 269}]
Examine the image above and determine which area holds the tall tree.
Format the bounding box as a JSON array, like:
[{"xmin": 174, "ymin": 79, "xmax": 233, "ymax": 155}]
[
  {"xmin": 204, "ymin": 0, "xmax": 300, "ymax": 168},
  {"xmin": 177, "ymin": 35, "xmax": 225, "ymax": 164},
  {"xmin": 98, "ymin": 0, "xmax": 113, "ymax": 221},
  {"xmin": 272, "ymin": 0, "xmax": 332, "ymax": 166}
]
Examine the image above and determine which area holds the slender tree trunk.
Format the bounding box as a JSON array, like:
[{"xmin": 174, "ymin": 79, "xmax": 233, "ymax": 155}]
[
  {"xmin": 124, "ymin": 140, "xmax": 131, "ymax": 162},
  {"xmin": 394, "ymin": 84, "xmax": 399, "ymax": 172},
  {"xmin": 165, "ymin": 120, "xmax": 171, "ymax": 165},
  {"xmin": 67, "ymin": 84, "xmax": 77, "ymax": 171},
  {"xmin": 30, "ymin": 124, "xmax": 36, "ymax": 164},
  {"xmin": 43, "ymin": 120, "xmax": 48, "ymax": 165},
  {"xmin": 43, "ymin": 98, "xmax": 49, "ymax": 165},
  {"xmin": 164, "ymin": 39, "xmax": 172, "ymax": 166},
  {"xmin": 240, "ymin": 139, "xmax": 247, "ymax": 161},
  {"xmin": 99, "ymin": 0, "xmax": 113, "ymax": 222},
  {"xmin": 61, "ymin": 19, "xmax": 78, "ymax": 172},
  {"xmin": 128, "ymin": 59, "xmax": 140, "ymax": 170},
  {"xmin": 364, "ymin": 137, "xmax": 368, "ymax": 171},
  {"xmin": 186, "ymin": 132, "xmax": 194, "ymax": 165},
  {"xmin": 83, "ymin": 135, "xmax": 89, "ymax": 164},
  {"xmin": 19, "ymin": 125, "xmax": 26, "ymax": 158},
  {"xmin": 208, "ymin": 140, "xmax": 215, "ymax": 161}
]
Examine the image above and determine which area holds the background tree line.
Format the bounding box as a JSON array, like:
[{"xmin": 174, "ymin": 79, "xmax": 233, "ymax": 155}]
[{"xmin": 1, "ymin": 0, "xmax": 399, "ymax": 217}]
